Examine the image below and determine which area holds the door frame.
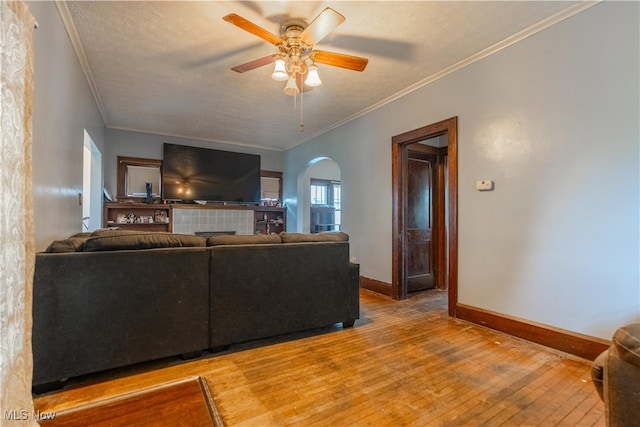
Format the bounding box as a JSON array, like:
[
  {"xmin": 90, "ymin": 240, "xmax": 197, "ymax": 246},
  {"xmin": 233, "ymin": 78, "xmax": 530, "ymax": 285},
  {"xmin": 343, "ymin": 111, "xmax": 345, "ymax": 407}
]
[{"xmin": 391, "ymin": 116, "xmax": 458, "ymax": 316}]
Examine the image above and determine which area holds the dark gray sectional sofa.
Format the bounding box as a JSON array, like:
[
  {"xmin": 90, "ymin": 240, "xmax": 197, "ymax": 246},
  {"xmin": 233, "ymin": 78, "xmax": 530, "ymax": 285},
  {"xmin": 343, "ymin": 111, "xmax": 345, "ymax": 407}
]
[{"xmin": 32, "ymin": 230, "xmax": 359, "ymax": 390}]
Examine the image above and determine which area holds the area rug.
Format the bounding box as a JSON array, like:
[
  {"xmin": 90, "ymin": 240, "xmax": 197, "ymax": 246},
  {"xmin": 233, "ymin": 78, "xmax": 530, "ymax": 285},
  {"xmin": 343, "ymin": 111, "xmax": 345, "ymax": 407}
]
[{"xmin": 38, "ymin": 376, "xmax": 224, "ymax": 427}]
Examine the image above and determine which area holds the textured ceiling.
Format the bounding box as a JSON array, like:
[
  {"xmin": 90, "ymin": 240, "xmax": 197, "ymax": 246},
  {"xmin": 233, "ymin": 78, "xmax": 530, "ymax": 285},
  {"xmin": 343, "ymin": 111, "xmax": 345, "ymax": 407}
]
[{"xmin": 61, "ymin": 1, "xmax": 589, "ymax": 151}]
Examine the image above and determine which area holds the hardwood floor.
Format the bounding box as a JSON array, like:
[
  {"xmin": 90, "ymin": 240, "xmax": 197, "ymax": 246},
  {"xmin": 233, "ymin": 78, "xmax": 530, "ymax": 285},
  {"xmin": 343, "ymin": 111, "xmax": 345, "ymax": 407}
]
[{"xmin": 34, "ymin": 290, "xmax": 605, "ymax": 426}]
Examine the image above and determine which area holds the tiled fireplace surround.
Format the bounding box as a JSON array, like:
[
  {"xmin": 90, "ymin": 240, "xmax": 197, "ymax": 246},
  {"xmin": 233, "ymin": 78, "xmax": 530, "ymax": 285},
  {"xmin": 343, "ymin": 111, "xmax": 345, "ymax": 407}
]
[{"xmin": 171, "ymin": 207, "xmax": 254, "ymax": 235}]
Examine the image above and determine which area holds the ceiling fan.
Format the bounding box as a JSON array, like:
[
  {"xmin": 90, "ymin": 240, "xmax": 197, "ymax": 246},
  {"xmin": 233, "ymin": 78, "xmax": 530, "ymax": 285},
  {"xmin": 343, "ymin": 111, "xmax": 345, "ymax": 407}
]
[{"xmin": 223, "ymin": 7, "xmax": 369, "ymax": 96}]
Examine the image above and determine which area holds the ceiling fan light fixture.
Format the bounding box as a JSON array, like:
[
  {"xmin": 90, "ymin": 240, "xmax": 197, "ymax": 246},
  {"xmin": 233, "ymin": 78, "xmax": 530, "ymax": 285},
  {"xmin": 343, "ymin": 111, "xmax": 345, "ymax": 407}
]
[
  {"xmin": 283, "ymin": 75, "xmax": 300, "ymax": 96},
  {"xmin": 271, "ymin": 58, "xmax": 288, "ymax": 81},
  {"xmin": 305, "ymin": 64, "xmax": 322, "ymax": 87}
]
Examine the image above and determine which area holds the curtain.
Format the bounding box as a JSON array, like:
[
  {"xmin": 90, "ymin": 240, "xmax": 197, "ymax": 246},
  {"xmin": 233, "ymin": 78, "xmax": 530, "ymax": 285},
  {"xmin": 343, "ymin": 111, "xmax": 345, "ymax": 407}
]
[{"xmin": 0, "ymin": 1, "xmax": 37, "ymax": 425}]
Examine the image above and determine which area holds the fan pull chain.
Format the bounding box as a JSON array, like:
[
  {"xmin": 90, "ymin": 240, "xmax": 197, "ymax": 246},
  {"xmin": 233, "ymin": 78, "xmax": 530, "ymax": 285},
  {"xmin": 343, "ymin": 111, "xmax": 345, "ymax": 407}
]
[{"xmin": 299, "ymin": 86, "xmax": 304, "ymax": 132}]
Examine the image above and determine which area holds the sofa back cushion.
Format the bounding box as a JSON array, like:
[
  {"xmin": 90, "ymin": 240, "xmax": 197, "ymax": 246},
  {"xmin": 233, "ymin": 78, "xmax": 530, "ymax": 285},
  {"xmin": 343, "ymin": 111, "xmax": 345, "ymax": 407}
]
[
  {"xmin": 207, "ymin": 234, "xmax": 281, "ymax": 246},
  {"xmin": 280, "ymin": 231, "xmax": 349, "ymax": 243},
  {"xmin": 45, "ymin": 236, "xmax": 90, "ymax": 253},
  {"xmin": 83, "ymin": 230, "xmax": 206, "ymax": 251},
  {"xmin": 33, "ymin": 246, "xmax": 210, "ymax": 386},
  {"xmin": 209, "ymin": 241, "xmax": 352, "ymax": 348}
]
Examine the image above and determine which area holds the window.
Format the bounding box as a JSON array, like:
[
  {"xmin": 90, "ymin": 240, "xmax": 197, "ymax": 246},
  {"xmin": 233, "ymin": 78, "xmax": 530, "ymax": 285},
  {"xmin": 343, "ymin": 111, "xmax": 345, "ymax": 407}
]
[
  {"xmin": 311, "ymin": 182, "xmax": 328, "ymax": 205},
  {"xmin": 310, "ymin": 179, "xmax": 341, "ymax": 232}
]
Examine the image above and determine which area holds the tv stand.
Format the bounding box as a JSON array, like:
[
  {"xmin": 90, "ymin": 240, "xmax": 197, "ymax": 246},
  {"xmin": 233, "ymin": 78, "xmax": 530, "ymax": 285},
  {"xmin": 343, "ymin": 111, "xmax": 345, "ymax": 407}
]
[
  {"xmin": 103, "ymin": 203, "xmax": 172, "ymax": 232},
  {"xmin": 104, "ymin": 203, "xmax": 286, "ymax": 235}
]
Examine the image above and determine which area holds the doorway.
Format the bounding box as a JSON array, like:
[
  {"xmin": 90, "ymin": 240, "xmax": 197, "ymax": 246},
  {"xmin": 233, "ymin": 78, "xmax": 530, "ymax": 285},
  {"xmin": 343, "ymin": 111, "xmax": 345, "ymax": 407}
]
[
  {"xmin": 82, "ymin": 130, "xmax": 102, "ymax": 231},
  {"xmin": 297, "ymin": 157, "xmax": 341, "ymax": 233},
  {"xmin": 391, "ymin": 117, "xmax": 458, "ymax": 316}
]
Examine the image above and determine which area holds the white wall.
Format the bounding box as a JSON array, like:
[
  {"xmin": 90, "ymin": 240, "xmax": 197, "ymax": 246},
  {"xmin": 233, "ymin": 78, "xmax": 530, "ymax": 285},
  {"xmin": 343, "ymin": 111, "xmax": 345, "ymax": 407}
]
[
  {"xmin": 29, "ymin": 1, "xmax": 105, "ymax": 251},
  {"xmin": 103, "ymin": 128, "xmax": 284, "ymax": 197},
  {"xmin": 308, "ymin": 158, "xmax": 341, "ymax": 181},
  {"xmin": 283, "ymin": 2, "xmax": 639, "ymax": 339}
]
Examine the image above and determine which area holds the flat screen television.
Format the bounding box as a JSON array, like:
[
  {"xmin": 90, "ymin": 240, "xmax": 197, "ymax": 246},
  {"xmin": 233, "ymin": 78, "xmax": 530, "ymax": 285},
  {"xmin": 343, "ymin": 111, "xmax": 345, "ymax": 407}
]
[{"xmin": 162, "ymin": 143, "xmax": 261, "ymax": 204}]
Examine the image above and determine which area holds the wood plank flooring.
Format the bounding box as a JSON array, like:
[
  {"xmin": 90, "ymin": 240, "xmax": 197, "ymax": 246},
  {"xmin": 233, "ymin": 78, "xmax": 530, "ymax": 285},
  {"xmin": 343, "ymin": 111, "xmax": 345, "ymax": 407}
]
[{"xmin": 34, "ymin": 289, "xmax": 605, "ymax": 426}]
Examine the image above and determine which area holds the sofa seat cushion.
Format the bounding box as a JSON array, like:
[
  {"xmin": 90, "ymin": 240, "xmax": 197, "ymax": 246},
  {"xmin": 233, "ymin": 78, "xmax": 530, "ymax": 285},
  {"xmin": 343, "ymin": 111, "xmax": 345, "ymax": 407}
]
[
  {"xmin": 207, "ymin": 234, "xmax": 281, "ymax": 246},
  {"xmin": 83, "ymin": 230, "xmax": 206, "ymax": 251},
  {"xmin": 280, "ymin": 231, "xmax": 349, "ymax": 243},
  {"xmin": 613, "ymin": 323, "xmax": 640, "ymax": 368}
]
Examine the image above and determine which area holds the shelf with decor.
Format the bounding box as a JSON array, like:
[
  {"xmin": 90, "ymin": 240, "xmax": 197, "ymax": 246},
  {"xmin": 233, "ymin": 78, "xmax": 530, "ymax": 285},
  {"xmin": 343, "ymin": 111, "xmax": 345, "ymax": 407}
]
[
  {"xmin": 104, "ymin": 203, "xmax": 172, "ymax": 232},
  {"xmin": 254, "ymin": 207, "xmax": 286, "ymax": 235}
]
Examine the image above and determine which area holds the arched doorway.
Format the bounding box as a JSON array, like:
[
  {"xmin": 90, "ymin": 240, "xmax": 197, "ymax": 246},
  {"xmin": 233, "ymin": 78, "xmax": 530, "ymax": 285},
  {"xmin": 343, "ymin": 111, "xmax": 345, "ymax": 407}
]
[{"xmin": 296, "ymin": 157, "xmax": 341, "ymax": 233}]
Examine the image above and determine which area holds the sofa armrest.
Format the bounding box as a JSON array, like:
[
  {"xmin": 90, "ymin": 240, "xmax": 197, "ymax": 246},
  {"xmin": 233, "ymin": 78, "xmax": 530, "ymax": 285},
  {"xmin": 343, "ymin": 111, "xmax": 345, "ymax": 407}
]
[
  {"xmin": 591, "ymin": 350, "xmax": 606, "ymax": 401},
  {"xmin": 604, "ymin": 344, "xmax": 640, "ymax": 427},
  {"xmin": 592, "ymin": 324, "xmax": 640, "ymax": 427},
  {"xmin": 347, "ymin": 262, "xmax": 361, "ymax": 326}
]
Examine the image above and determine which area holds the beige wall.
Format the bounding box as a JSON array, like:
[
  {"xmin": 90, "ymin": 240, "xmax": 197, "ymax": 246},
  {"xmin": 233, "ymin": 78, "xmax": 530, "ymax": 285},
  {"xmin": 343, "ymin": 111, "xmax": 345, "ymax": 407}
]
[
  {"xmin": 26, "ymin": 1, "xmax": 640, "ymax": 340},
  {"xmin": 102, "ymin": 128, "xmax": 284, "ymax": 199},
  {"xmin": 29, "ymin": 1, "xmax": 105, "ymax": 251},
  {"xmin": 284, "ymin": 2, "xmax": 640, "ymax": 340}
]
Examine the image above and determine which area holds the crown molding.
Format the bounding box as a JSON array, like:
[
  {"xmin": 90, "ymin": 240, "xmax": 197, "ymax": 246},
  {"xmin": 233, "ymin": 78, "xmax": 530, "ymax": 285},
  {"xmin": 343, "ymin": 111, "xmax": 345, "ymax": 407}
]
[
  {"xmin": 55, "ymin": 1, "xmax": 110, "ymax": 126},
  {"xmin": 106, "ymin": 125, "xmax": 285, "ymax": 152},
  {"xmin": 53, "ymin": 1, "xmax": 600, "ymax": 153},
  {"xmin": 283, "ymin": 1, "xmax": 601, "ymax": 151}
]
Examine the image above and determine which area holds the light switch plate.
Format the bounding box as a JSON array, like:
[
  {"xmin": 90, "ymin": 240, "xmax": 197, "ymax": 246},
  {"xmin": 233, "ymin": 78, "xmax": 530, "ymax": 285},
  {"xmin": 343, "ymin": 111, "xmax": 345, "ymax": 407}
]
[{"xmin": 475, "ymin": 180, "xmax": 494, "ymax": 191}]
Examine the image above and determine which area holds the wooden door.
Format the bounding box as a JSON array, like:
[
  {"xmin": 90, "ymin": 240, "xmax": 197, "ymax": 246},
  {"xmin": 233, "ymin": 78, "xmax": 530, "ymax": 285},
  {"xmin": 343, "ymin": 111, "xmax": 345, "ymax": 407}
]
[
  {"xmin": 405, "ymin": 149, "xmax": 437, "ymax": 292},
  {"xmin": 391, "ymin": 116, "xmax": 457, "ymax": 311}
]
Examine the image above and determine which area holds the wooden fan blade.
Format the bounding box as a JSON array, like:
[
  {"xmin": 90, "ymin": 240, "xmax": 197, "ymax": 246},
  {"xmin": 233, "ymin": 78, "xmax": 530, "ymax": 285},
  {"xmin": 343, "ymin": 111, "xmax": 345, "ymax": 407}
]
[
  {"xmin": 314, "ymin": 50, "xmax": 369, "ymax": 72},
  {"xmin": 223, "ymin": 13, "xmax": 284, "ymax": 46},
  {"xmin": 301, "ymin": 8, "xmax": 345, "ymax": 46},
  {"xmin": 231, "ymin": 55, "xmax": 277, "ymax": 73}
]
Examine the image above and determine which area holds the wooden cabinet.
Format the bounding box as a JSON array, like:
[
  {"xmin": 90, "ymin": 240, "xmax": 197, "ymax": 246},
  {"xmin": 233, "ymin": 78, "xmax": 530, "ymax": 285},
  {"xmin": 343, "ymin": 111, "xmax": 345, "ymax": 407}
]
[
  {"xmin": 254, "ymin": 207, "xmax": 286, "ymax": 235},
  {"xmin": 104, "ymin": 203, "xmax": 172, "ymax": 232}
]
